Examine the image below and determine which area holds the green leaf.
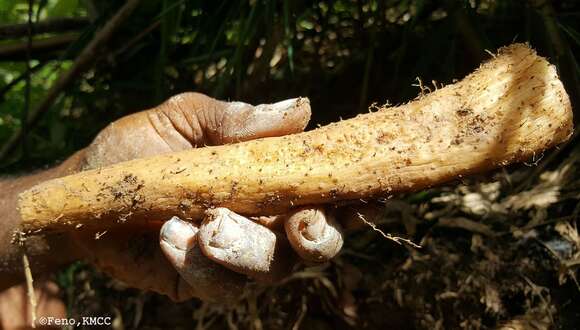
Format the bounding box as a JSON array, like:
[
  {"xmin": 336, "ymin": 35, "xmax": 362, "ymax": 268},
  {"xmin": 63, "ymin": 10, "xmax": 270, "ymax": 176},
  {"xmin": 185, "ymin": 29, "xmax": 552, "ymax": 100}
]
[{"xmin": 46, "ymin": 0, "xmax": 79, "ymax": 17}]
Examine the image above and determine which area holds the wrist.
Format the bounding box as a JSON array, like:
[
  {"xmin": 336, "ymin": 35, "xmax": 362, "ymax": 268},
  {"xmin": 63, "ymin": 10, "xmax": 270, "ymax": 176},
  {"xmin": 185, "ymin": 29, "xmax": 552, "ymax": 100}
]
[{"xmin": 0, "ymin": 151, "xmax": 87, "ymax": 290}]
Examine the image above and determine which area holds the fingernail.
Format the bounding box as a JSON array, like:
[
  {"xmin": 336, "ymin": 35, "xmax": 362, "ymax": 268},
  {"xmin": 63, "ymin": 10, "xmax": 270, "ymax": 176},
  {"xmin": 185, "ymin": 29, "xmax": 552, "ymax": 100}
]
[
  {"xmin": 260, "ymin": 98, "xmax": 299, "ymax": 112},
  {"xmin": 300, "ymin": 210, "xmax": 326, "ymax": 241},
  {"xmin": 160, "ymin": 216, "xmax": 198, "ymax": 251},
  {"xmin": 199, "ymin": 208, "xmax": 277, "ymax": 275},
  {"xmin": 219, "ymin": 97, "xmax": 311, "ymax": 144},
  {"xmin": 255, "ymin": 97, "xmax": 311, "ymax": 114},
  {"xmin": 203, "ymin": 209, "xmax": 242, "ymax": 249},
  {"xmin": 285, "ymin": 207, "xmax": 344, "ymax": 262}
]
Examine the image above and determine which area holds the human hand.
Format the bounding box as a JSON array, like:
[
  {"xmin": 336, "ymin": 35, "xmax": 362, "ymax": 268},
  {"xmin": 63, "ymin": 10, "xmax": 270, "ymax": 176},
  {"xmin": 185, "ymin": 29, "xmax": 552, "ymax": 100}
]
[{"xmin": 69, "ymin": 92, "xmax": 345, "ymax": 302}]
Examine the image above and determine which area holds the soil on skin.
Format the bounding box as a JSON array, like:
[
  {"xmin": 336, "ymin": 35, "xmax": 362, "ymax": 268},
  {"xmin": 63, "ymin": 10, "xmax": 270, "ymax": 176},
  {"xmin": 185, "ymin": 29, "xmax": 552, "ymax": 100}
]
[{"xmin": 56, "ymin": 148, "xmax": 580, "ymax": 330}]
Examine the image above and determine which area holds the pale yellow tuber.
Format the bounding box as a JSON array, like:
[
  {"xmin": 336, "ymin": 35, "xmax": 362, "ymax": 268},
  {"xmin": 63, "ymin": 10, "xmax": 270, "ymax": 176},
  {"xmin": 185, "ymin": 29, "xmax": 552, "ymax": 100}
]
[{"xmin": 18, "ymin": 44, "xmax": 573, "ymax": 233}]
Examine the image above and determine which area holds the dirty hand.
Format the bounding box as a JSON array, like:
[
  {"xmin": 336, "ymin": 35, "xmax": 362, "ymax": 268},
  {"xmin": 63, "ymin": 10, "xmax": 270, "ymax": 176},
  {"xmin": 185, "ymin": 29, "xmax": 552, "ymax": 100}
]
[{"xmin": 71, "ymin": 92, "xmax": 344, "ymax": 302}]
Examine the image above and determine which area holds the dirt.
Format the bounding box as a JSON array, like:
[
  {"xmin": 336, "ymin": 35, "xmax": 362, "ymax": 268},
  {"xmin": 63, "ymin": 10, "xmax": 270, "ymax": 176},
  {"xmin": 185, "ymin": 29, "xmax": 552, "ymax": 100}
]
[{"xmin": 95, "ymin": 173, "xmax": 147, "ymax": 223}]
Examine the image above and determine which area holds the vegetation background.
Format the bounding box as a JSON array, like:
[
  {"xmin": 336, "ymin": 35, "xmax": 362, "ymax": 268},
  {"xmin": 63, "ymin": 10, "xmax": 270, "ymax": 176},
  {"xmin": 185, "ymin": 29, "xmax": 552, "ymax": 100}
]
[{"xmin": 0, "ymin": 0, "xmax": 579, "ymax": 329}]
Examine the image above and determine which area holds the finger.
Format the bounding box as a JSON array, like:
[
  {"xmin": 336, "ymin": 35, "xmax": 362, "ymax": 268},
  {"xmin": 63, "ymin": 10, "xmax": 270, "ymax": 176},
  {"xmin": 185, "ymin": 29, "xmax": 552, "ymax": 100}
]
[
  {"xmin": 0, "ymin": 279, "xmax": 66, "ymax": 329},
  {"xmin": 82, "ymin": 94, "xmax": 311, "ymax": 168},
  {"xmin": 159, "ymin": 217, "xmax": 246, "ymax": 303},
  {"xmin": 284, "ymin": 207, "xmax": 344, "ymax": 263},
  {"xmin": 71, "ymin": 225, "xmax": 198, "ymax": 302},
  {"xmin": 155, "ymin": 93, "xmax": 312, "ymax": 146},
  {"xmin": 252, "ymin": 215, "xmax": 285, "ymax": 231},
  {"xmin": 197, "ymin": 208, "xmax": 296, "ymax": 282},
  {"xmin": 216, "ymin": 97, "xmax": 311, "ymax": 144}
]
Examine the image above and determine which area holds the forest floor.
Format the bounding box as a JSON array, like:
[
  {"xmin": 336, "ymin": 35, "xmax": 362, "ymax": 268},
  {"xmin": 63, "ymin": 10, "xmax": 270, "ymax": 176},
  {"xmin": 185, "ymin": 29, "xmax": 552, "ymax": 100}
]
[{"xmin": 57, "ymin": 137, "xmax": 580, "ymax": 330}]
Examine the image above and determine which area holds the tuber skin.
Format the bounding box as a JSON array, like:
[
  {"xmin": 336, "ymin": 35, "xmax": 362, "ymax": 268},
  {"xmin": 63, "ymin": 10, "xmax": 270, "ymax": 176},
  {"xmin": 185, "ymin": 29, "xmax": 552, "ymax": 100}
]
[{"xmin": 18, "ymin": 44, "xmax": 574, "ymax": 233}]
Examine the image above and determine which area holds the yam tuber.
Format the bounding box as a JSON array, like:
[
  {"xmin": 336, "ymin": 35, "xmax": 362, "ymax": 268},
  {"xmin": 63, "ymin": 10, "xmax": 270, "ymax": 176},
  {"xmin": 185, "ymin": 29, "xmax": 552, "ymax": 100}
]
[{"xmin": 18, "ymin": 44, "xmax": 573, "ymax": 233}]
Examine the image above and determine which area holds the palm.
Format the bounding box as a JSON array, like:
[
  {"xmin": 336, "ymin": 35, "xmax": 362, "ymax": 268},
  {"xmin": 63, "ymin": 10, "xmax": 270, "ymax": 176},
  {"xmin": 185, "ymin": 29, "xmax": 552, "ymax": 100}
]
[{"xmin": 70, "ymin": 92, "xmax": 342, "ymax": 302}]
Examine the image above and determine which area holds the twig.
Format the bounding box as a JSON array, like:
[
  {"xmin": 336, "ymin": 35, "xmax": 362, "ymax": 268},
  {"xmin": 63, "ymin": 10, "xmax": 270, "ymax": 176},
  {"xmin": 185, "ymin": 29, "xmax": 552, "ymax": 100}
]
[
  {"xmin": 22, "ymin": 253, "xmax": 37, "ymax": 328},
  {"xmin": 0, "ymin": 61, "xmax": 45, "ymax": 99},
  {"xmin": 111, "ymin": 20, "xmax": 161, "ymax": 60},
  {"xmin": 445, "ymin": 0, "xmax": 488, "ymax": 64},
  {"xmin": 0, "ymin": 17, "xmax": 88, "ymax": 38},
  {"xmin": 21, "ymin": 0, "xmax": 33, "ymax": 159},
  {"xmin": 521, "ymin": 275, "xmax": 555, "ymax": 326},
  {"xmin": 291, "ymin": 295, "xmax": 308, "ymax": 330},
  {"xmin": 0, "ymin": 0, "xmax": 141, "ymax": 162},
  {"xmin": 0, "ymin": 34, "xmax": 79, "ymax": 60}
]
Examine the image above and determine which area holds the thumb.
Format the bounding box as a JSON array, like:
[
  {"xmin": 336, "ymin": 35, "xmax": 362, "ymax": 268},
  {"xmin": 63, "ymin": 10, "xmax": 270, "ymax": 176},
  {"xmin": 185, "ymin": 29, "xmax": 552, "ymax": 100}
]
[
  {"xmin": 82, "ymin": 93, "xmax": 311, "ymax": 169},
  {"xmin": 153, "ymin": 92, "xmax": 311, "ymax": 147},
  {"xmin": 208, "ymin": 96, "xmax": 312, "ymax": 144}
]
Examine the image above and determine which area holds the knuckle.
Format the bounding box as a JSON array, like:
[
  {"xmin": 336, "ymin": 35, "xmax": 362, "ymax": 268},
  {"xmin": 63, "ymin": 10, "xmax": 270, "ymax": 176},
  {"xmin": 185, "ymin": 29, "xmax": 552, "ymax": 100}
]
[
  {"xmin": 285, "ymin": 207, "xmax": 344, "ymax": 262},
  {"xmin": 157, "ymin": 92, "xmax": 225, "ymax": 145},
  {"xmin": 164, "ymin": 92, "xmax": 218, "ymax": 114},
  {"xmin": 165, "ymin": 92, "xmax": 202, "ymax": 109}
]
